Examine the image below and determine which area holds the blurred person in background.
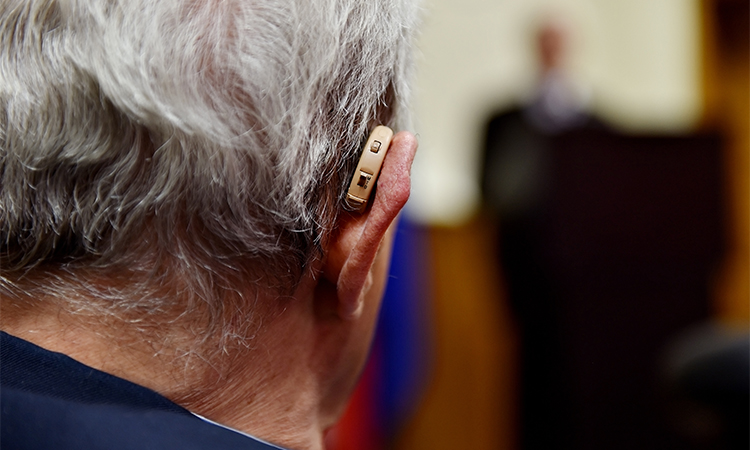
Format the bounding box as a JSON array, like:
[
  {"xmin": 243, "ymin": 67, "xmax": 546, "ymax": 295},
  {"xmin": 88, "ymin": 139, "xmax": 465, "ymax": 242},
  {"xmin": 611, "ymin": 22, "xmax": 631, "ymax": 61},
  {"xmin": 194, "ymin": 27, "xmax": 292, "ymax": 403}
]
[
  {"xmin": 0, "ymin": 1, "xmax": 419, "ymax": 449},
  {"xmin": 482, "ymin": 8, "xmax": 736, "ymax": 450},
  {"xmin": 482, "ymin": 15, "xmax": 593, "ymax": 223},
  {"xmin": 480, "ymin": 15, "xmax": 600, "ymax": 449}
]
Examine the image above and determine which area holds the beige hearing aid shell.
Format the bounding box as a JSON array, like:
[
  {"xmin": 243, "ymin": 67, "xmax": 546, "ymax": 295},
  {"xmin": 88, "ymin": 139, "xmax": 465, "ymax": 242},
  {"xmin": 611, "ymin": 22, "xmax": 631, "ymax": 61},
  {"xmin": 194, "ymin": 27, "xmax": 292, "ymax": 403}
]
[{"xmin": 346, "ymin": 125, "xmax": 394, "ymax": 213}]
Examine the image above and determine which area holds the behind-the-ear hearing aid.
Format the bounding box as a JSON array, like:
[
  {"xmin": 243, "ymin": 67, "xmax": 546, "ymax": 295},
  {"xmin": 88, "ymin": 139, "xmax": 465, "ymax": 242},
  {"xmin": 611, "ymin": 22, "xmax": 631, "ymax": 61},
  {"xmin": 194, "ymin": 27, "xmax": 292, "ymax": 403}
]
[{"xmin": 345, "ymin": 125, "xmax": 394, "ymax": 213}]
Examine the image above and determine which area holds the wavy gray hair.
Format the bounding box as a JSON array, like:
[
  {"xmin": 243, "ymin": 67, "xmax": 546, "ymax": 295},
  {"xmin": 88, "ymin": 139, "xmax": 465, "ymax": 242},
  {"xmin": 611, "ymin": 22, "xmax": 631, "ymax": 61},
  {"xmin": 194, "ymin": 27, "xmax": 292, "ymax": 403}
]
[{"xmin": 0, "ymin": 0, "xmax": 418, "ymax": 333}]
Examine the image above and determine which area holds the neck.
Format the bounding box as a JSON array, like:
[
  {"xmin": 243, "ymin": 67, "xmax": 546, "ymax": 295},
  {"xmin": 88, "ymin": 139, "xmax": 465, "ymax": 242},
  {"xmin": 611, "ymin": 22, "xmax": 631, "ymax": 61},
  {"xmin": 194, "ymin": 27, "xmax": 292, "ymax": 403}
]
[
  {"xmin": 177, "ymin": 302, "xmax": 335, "ymax": 450},
  {"xmin": 0, "ymin": 293, "xmax": 335, "ymax": 450}
]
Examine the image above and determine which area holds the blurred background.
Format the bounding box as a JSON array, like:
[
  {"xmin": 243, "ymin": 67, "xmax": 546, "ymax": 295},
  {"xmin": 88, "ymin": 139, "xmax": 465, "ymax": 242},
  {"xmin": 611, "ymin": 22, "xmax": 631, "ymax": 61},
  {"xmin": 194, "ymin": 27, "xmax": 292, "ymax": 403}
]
[{"xmin": 327, "ymin": 0, "xmax": 749, "ymax": 449}]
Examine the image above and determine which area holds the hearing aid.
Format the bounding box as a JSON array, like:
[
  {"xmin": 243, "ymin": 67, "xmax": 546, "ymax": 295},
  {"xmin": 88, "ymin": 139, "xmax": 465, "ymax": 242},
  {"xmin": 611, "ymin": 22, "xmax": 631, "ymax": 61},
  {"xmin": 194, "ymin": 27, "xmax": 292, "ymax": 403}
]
[{"xmin": 345, "ymin": 125, "xmax": 394, "ymax": 213}]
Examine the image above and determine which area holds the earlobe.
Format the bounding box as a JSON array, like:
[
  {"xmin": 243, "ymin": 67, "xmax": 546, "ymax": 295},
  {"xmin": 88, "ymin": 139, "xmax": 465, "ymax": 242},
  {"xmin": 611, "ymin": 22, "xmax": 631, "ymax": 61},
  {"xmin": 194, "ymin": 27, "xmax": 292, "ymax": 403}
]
[{"xmin": 321, "ymin": 131, "xmax": 418, "ymax": 320}]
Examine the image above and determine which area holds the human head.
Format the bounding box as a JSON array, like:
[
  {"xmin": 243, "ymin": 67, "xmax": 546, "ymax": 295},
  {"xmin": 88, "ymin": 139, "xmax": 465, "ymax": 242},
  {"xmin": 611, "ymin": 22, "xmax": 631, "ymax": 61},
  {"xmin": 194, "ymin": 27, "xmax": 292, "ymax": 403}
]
[
  {"xmin": 1, "ymin": 2, "xmax": 420, "ymax": 444},
  {"xmin": 536, "ymin": 15, "xmax": 570, "ymax": 71},
  {"xmin": 1, "ymin": 0, "xmax": 418, "ymax": 340}
]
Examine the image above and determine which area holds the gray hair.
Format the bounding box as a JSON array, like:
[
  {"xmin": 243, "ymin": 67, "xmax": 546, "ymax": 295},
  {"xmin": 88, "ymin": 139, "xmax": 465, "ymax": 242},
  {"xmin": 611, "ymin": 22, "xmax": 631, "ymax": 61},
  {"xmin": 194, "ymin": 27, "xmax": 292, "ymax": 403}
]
[{"xmin": 0, "ymin": 0, "xmax": 418, "ymax": 335}]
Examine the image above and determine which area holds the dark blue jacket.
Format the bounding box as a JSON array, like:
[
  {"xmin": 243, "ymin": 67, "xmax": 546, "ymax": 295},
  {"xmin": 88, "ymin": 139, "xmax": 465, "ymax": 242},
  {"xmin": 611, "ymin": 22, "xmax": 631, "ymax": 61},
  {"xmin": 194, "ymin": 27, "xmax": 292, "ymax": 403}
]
[{"xmin": 1, "ymin": 332, "xmax": 283, "ymax": 450}]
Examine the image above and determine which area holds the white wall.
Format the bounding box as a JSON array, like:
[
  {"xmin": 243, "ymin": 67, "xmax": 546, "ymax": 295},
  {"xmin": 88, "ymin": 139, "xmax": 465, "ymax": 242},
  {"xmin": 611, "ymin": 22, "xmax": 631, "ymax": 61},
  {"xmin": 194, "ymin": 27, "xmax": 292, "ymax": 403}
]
[{"xmin": 407, "ymin": 0, "xmax": 702, "ymax": 224}]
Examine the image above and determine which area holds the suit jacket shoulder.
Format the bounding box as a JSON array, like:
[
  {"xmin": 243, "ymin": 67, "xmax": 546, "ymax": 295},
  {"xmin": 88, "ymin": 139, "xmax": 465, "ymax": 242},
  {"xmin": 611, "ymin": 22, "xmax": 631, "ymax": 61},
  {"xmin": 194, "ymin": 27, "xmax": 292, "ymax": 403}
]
[{"xmin": 1, "ymin": 332, "xmax": 283, "ymax": 450}]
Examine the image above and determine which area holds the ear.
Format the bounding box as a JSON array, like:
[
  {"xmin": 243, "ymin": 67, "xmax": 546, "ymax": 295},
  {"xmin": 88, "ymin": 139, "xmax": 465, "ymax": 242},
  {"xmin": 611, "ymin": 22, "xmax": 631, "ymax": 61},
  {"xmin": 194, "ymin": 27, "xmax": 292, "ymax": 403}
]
[{"xmin": 322, "ymin": 131, "xmax": 418, "ymax": 319}]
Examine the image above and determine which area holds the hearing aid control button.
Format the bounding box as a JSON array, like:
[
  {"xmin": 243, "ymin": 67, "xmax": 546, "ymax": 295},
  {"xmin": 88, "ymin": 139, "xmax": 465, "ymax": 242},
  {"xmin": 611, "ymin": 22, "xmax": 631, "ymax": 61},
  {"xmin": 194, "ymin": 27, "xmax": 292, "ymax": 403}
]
[
  {"xmin": 370, "ymin": 140, "xmax": 381, "ymax": 153},
  {"xmin": 357, "ymin": 171, "xmax": 373, "ymax": 189}
]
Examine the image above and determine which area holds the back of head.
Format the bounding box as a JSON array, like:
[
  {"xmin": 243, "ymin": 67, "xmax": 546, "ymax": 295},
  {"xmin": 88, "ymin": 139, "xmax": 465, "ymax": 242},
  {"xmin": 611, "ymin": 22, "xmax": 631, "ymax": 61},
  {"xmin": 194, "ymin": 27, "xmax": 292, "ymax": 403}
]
[{"xmin": 0, "ymin": 0, "xmax": 419, "ymax": 339}]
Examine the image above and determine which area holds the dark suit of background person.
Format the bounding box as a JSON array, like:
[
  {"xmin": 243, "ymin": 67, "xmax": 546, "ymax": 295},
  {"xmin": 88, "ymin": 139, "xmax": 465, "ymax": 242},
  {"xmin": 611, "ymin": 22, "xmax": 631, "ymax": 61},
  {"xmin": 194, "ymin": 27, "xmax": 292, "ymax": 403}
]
[{"xmin": 481, "ymin": 19, "xmax": 595, "ymax": 450}]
